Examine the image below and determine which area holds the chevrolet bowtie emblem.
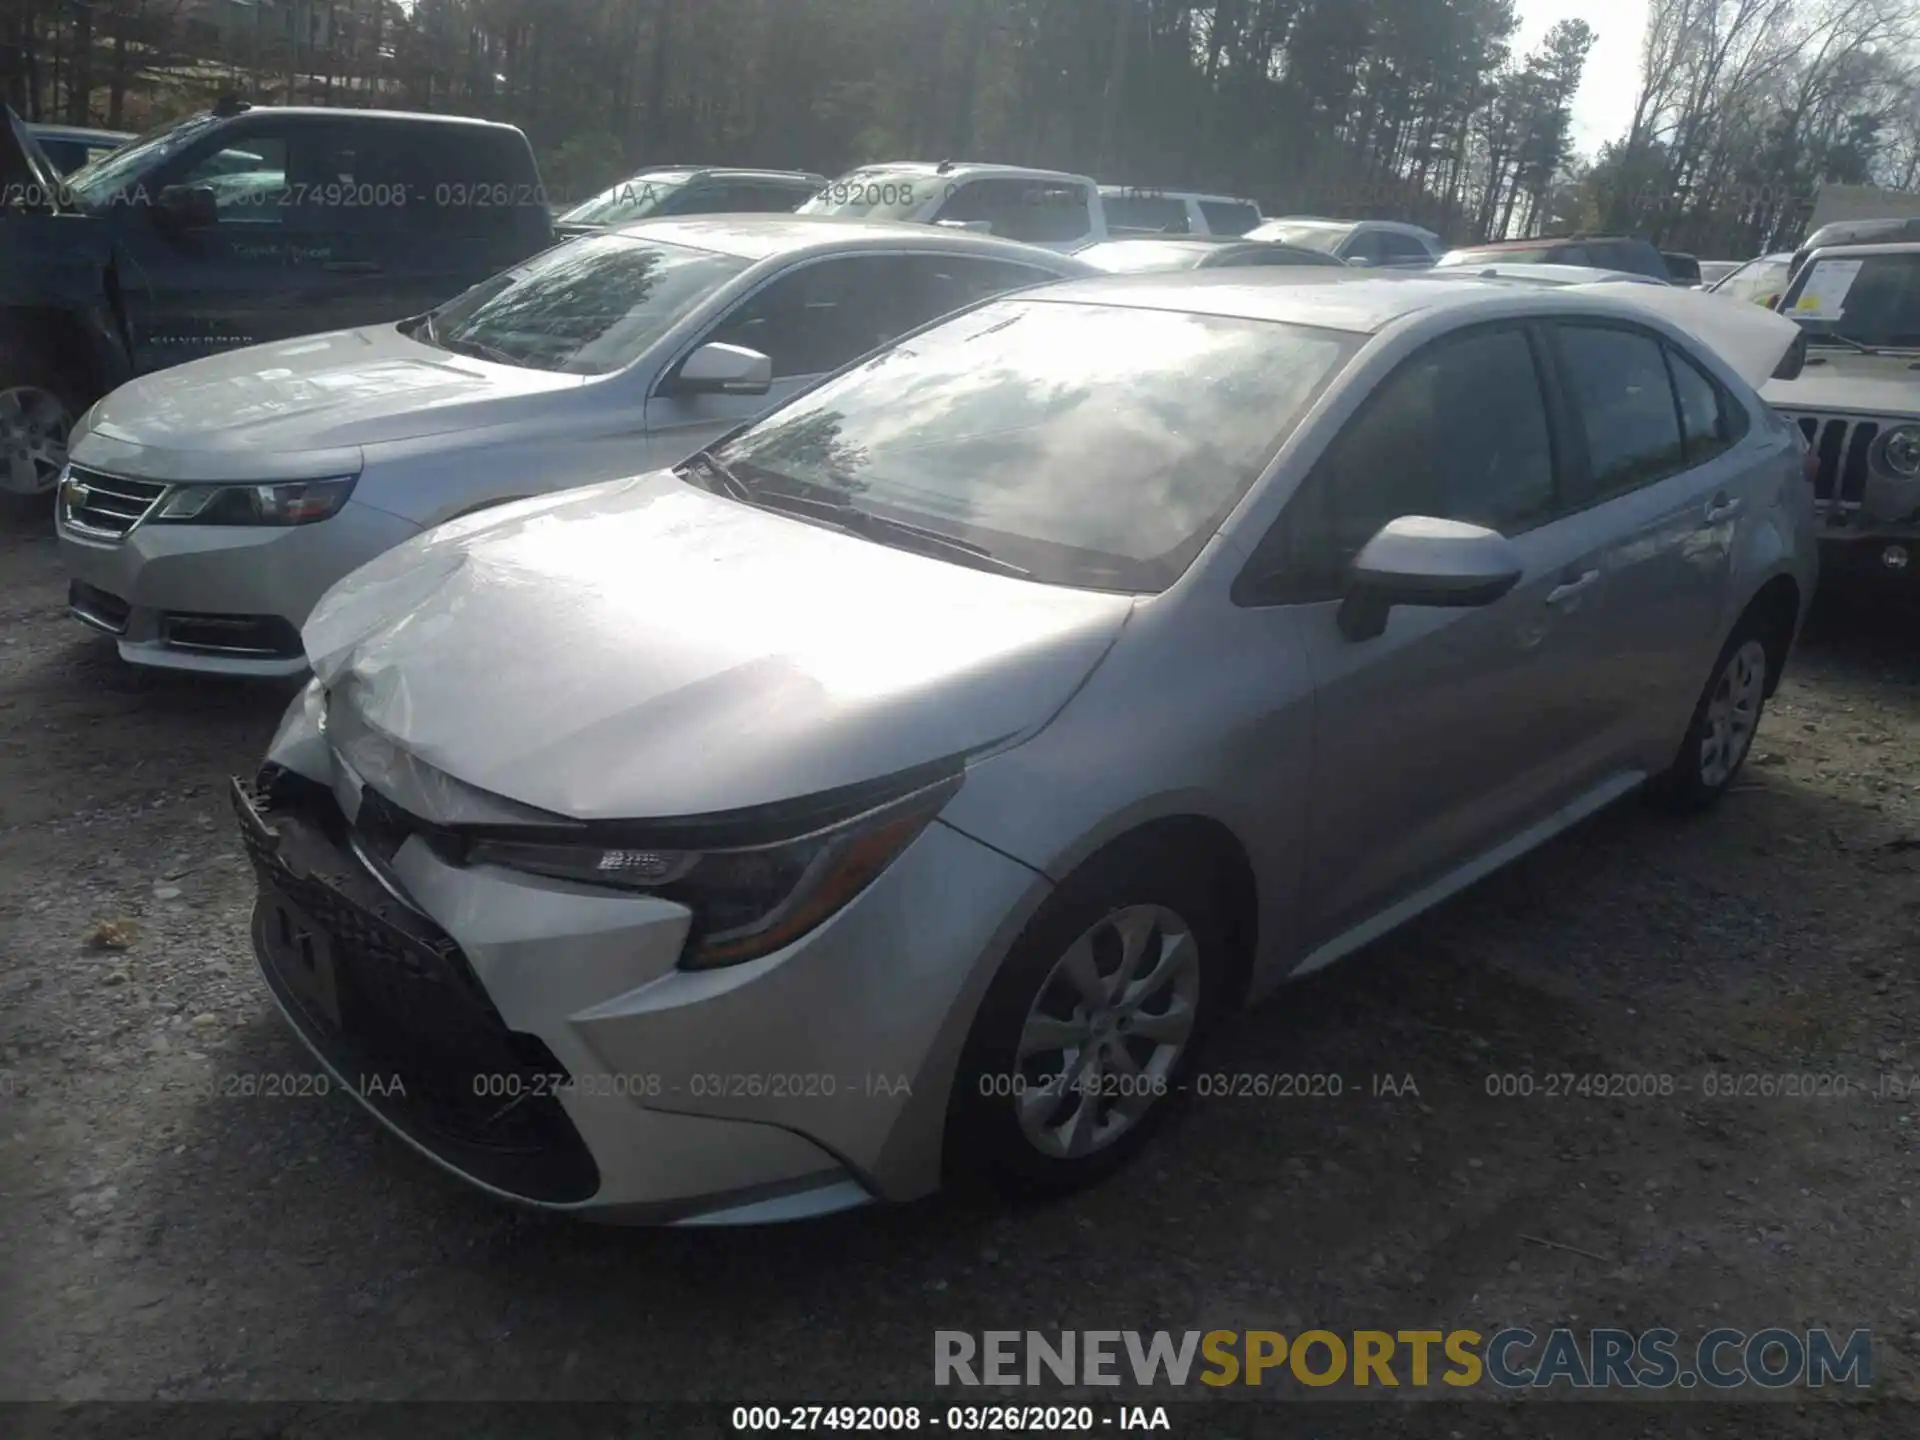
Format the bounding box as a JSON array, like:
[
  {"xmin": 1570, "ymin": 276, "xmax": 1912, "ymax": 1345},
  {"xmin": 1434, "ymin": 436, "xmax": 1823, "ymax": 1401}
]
[{"xmin": 62, "ymin": 479, "xmax": 90, "ymax": 508}]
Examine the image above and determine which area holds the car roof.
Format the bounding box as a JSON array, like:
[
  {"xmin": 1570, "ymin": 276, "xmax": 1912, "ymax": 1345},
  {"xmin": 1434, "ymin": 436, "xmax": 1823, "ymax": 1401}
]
[
  {"xmin": 219, "ymin": 105, "xmax": 523, "ymax": 131},
  {"xmin": 626, "ymin": 166, "xmax": 824, "ymax": 184},
  {"xmin": 1801, "ymin": 240, "xmax": 1920, "ymax": 259},
  {"xmin": 604, "ymin": 213, "xmax": 1095, "ymax": 266},
  {"xmin": 1020, "ymin": 270, "xmax": 1663, "ymax": 333},
  {"xmin": 1427, "ymin": 262, "xmax": 1665, "ymax": 286},
  {"xmin": 1097, "ymin": 186, "xmax": 1259, "ymax": 205},
  {"xmin": 1083, "ymin": 235, "xmax": 1241, "ymax": 248},
  {"xmin": 1079, "ymin": 236, "xmax": 1337, "ymax": 262},
  {"xmin": 1458, "ymin": 234, "xmax": 1647, "ymax": 248},
  {"xmin": 27, "ymin": 123, "xmax": 134, "ymax": 141},
  {"xmin": 1263, "ymin": 217, "xmax": 1435, "ymax": 238},
  {"xmin": 838, "ymin": 160, "xmax": 1096, "ymax": 184}
]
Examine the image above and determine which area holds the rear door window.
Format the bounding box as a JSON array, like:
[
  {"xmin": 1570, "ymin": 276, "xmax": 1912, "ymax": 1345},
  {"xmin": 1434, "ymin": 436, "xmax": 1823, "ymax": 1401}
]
[
  {"xmin": 1553, "ymin": 323, "xmax": 1689, "ymax": 506},
  {"xmin": 736, "ymin": 182, "xmax": 812, "ymax": 213},
  {"xmin": 1105, "ymin": 193, "xmax": 1189, "ymax": 234},
  {"xmin": 1342, "ymin": 230, "xmax": 1385, "ymax": 264},
  {"xmin": 1665, "ymin": 346, "xmax": 1748, "ymax": 461},
  {"xmin": 938, "ymin": 179, "xmax": 1092, "ymax": 245},
  {"xmin": 354, "ymin": 125, "xmax": 540, "ymax": 237},
  {"xmin": 1240, "ymin": 246, "xmax": 1339, "ymax": 268},
  {"xmin": 1199, "ymin": 200, "xmax": 1261, "ymax": 236},
  {"xmin": 1616, "ymin": 242, "xmax": 1670, "ymax": 279},
  {"xmin": 1377, "ymin": 231, "xmax": 1433, "ymax": 264}
]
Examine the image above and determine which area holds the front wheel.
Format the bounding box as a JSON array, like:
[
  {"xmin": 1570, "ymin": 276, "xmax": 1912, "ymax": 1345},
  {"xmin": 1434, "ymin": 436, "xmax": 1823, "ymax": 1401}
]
[
  {"xmin": 1650, "ymin": 618, "xmax": 1774, "ymax": 810},
  {"xmin": 0, "ymin": 359, "xmax": 82, "ymax": 511},
  {"xmin": 946, "ymin": 841, "xmax": 1231, "ymax": 1196}
]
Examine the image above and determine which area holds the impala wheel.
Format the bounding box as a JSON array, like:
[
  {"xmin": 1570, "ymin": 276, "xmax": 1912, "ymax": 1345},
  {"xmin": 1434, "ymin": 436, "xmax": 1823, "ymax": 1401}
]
[{"xmin": 0, "ymin": 380, "xmax": 76, "ymax": 499}]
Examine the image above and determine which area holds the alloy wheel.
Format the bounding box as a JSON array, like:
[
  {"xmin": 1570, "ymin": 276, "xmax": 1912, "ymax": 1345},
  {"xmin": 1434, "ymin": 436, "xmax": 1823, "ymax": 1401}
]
[
  {"xmin": 1013, "ymin": 904, "xmax": 1200, "ymax": 1160},
  {"xmin": 1699, "ymin": 638, "xmax": 1768, "ymax": 789},
  {"xmin": 0, "ymin": 386, "xmax": 74, "ymax": 497}
]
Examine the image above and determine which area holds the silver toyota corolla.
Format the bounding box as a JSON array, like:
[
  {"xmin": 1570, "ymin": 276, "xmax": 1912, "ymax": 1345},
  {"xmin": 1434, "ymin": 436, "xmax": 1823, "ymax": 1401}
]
[
  {"xmin": 54, "ymin": 216, "xmax": 1087, "ymax": 675},
  {"xmin": 238, "ymin": 273, "xmax": 1817, "ymax": 1223}
]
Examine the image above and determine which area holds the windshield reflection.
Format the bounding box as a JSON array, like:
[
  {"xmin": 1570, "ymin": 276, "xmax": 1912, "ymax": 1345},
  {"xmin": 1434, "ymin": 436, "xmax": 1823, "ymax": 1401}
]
[
  {"xmin": 711, "ymin": 299, "xmax": 1357, "ymax": 592},
  {"xmin": 560, "ymin": 175, "xmax": 690, "ymax": 225},
  {"xmin": 421, "ymin": 233, "xmax": 748, "ymax": 373},
  {"xmin": 64, "ymin": 113, "xmax": 222, "ymax": 208},
  {"xmin": 1078, "ymin": 242, "xmax": 1210, "ymax": 273}
]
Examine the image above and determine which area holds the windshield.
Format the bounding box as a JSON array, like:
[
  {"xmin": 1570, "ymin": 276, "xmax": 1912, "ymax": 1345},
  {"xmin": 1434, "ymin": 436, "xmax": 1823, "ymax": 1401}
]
[
  {"xmin": 1077, "ymin": 241, "xmax": 1211, "ymax": 273},
  {"xmin": 1439, "ymin": 246, "xmax": 1561, "ymax": 267},
  {"xmin": 1781, "ymin": 252, "xmax": 1920, "ymax": 350},
  {"xmin": 795, "ymin": 169, "xmax": 938, "ymax": 220},
  {"xmin": 420, "ymin": 233, "xmax": 749, "ymax": 374},
  {"xmin": 1712, "ymin": 255, "xmax": 1791, "ymax": 307},
  {"xmin": 1254, "ymin": 224, "xmax": 1348, "ymax": 254},
  {"xmin": 63, "ymin": 112, "xmax": 223, "ymax": 208},
  {"xmin": 708, "ymin": 299, "xmax": 1358, "ymax": 592},
  {"xmin": 558, "ymin": 172, "xmax": 692, "ymax": 225}
]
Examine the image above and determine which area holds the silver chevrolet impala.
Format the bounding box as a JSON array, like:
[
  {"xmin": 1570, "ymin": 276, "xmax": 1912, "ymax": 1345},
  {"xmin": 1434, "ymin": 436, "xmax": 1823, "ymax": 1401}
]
[
  {"xmin": 238, "ymin": 273, "xmax": 1818, "ymax": 1223},
  {"xmin": 54, "ymin": 216, "xmax": 1087, "ymax": 674}
]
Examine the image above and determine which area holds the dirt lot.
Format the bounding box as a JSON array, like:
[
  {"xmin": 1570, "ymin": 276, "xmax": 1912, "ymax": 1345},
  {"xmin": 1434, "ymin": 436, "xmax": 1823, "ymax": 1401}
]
[{"xmin": 4, "ymin": 510, "xmax": 1920, "ymax": 1437}]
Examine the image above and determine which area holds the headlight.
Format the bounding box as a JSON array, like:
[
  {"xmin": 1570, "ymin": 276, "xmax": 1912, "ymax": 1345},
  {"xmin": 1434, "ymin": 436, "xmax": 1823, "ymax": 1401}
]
[
  {"xmin": 1875, "ymin": 425, "xmax": 1920, "ymax": 479},
  {"xmin": 150, "ymin": 476, "xmax": 357, "ymax": 526},
  {"xmin": 461, "ymin": 775, "xmax": 962, "ymax": 969}
]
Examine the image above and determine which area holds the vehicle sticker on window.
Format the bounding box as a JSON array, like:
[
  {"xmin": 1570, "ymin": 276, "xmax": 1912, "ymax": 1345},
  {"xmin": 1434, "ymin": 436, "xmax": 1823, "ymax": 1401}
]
[{"xmin": 1792, "ymin": 259, "xmax": 1864, "ymax": 319}]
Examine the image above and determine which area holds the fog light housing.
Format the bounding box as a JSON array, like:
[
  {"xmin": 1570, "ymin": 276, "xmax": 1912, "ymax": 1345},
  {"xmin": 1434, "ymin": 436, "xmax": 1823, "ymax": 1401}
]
[{"xmin": 1883, "ymin": 545, "xmax": 1910, "ymax": 573}]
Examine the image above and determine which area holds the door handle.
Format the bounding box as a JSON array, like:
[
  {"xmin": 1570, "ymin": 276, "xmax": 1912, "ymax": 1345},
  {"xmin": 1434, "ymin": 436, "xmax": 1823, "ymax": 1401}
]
[
  {"xmin": 1703, "ymin": 493, "xmax": 1744, "ymax": 523},
  {"xmin": 1545, "ymin": 568, "xmax": 1600, "ymax": 605},
  {"xmin": 322, "ymin": 261, "xmax": 384, "ymax": 274}
]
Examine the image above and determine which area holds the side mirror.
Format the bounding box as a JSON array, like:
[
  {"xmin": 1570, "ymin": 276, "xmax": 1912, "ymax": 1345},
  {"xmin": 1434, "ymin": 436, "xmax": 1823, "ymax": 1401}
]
[
  {"xmin": 154, "ymin": 183, "xmax": 218, "ymax": 230},
  {"xmin": 1345, "ymin": 255, "xmax": 1376, "ymax": 268},
  {"xmin": 664, "ymin": 342, "xmax": 772, "ymax": 398},
  {"xmin": 1336, "ymin": 515, "xmax": 1523, "ymax": 642}
]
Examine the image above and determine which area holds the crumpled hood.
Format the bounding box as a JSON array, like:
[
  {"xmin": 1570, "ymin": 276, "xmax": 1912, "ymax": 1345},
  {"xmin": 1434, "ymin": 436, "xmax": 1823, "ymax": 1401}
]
[
  {"xmin": 73, "ymin": 324, "xmax": 583, "ymax": 484},
  {"xmin": 1763, "ymin": 353, "xmax": 1920, "ymax": 416},
  {"xmin": 302, "ymin": 471, "xmax": 1135, "ymax": 821}
]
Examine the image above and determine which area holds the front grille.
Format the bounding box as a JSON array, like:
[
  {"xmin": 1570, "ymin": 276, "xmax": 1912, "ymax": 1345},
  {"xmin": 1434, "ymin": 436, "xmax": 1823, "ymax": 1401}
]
[
  {"xmin": 57, "ymin": 466, "xmax": 168, "ymax": 540},
  {"xmin": 232, "ymin": 775, "xmax": 600, "ymax": 1204},
  {"xmin": 1785, "ymin": 414, "xmax": 1880, "ymax": 519}
]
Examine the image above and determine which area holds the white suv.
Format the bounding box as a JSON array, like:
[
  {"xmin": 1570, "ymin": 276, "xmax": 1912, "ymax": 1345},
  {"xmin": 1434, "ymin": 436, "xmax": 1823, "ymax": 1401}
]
[
  {"xmin": 1098, "ymin": 186, "xmax": 1263, "ymax": 237},
  {"xmin": 796, "ymin": 162, "xmax": 1105, "ymax": 252},
  {"xmin": 1761, "ymin": 240, "xmax": 1920, "ymax": 589}
]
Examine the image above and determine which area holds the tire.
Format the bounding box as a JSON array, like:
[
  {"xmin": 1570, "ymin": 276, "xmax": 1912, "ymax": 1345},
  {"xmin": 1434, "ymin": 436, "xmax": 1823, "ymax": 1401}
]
[
  {"xmin": 945, "ymin": 838, "xmax": 1233, "ymax": 1197},
  {"xmin": 1649, "ymin": 613, "xmax": 1777, "ymax": 811},
  {"xmin": 0, "ymin": 354, "xmax": 83, "ymax": 517}
]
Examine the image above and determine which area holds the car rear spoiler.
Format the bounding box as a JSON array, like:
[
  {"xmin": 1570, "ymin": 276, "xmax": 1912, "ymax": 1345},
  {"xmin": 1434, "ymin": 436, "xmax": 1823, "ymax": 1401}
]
[{"xmin": 1568, "ymin": 281, "xmax": 1807, "ymax": 387}]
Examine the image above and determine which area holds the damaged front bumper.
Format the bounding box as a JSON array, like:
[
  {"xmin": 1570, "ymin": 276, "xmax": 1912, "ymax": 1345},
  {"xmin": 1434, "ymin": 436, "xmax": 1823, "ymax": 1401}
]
[{"xmin": 233, "ymin": 682, "xmax": 1052, "ymax": 1223}]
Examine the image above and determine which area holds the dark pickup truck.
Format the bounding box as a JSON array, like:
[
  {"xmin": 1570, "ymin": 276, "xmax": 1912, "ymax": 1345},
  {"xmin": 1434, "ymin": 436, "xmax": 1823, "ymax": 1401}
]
[{"xmin": 0, "ymin": 100, "xmax": 556, "ymax": 503}]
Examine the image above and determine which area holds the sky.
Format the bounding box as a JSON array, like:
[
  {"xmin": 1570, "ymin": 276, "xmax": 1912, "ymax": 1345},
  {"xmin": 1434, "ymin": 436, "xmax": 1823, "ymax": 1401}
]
[{"xmin": 1515, "ymin": 0, "xmax": 1653, "ymax": 155}]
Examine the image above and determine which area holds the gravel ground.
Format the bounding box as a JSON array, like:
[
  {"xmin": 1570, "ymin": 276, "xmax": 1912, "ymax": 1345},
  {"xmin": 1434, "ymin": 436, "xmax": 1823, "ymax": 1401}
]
[{"xmin": 4, "ymin": 511, "xmax": 1920, "ymax": 1437}]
